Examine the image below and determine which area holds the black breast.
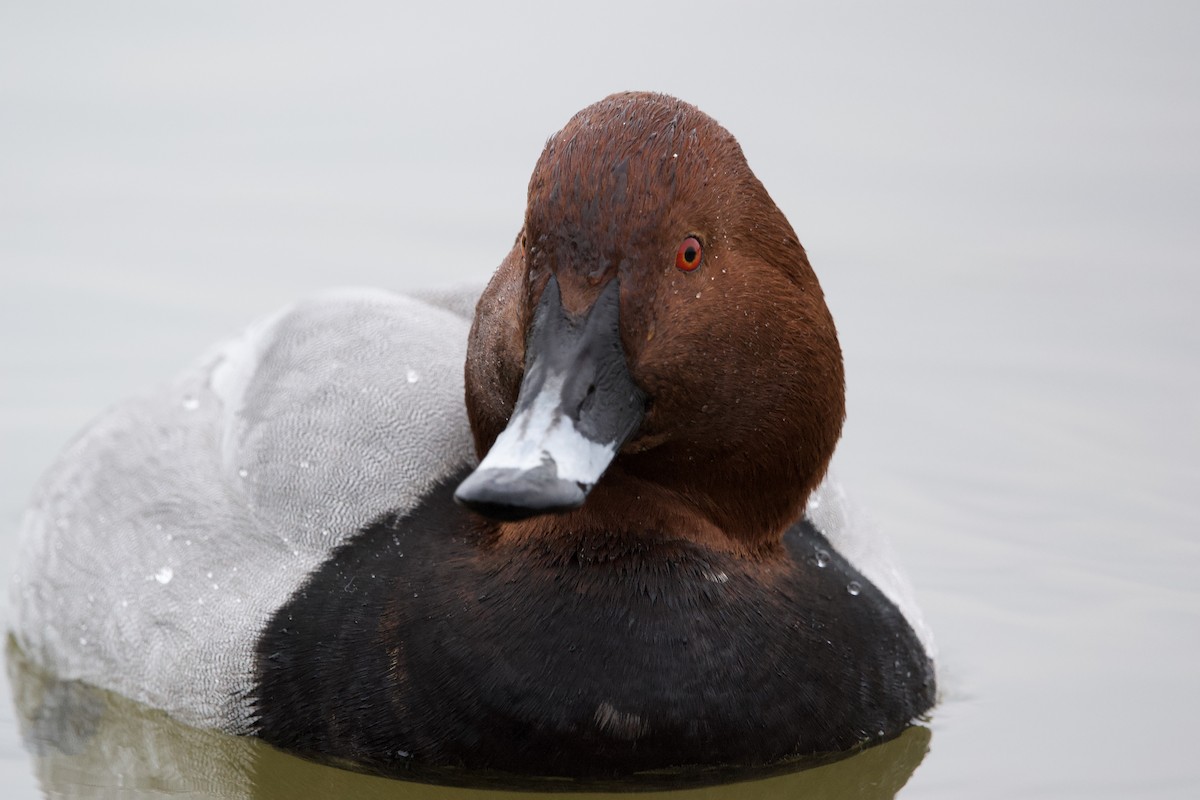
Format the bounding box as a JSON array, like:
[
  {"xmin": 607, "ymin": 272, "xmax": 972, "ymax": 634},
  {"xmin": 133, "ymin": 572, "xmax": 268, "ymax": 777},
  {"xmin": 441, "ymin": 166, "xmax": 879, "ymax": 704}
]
[{"xmin": 251, "ymin": 470, "xmax": 935, "ymax": 780}]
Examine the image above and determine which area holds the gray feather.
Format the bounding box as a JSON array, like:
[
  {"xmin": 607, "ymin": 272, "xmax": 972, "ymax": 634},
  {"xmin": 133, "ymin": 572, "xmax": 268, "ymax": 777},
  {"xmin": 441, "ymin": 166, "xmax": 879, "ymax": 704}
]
[{"xmin": 9, "ymin": 287, "xmax": 479, "ymax": 731}]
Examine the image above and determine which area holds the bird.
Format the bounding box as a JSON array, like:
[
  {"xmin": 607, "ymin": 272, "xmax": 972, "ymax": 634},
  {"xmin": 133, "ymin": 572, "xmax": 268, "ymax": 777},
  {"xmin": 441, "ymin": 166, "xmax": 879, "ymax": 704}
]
[{"xmin": 9, "ymin": 91, "xmax": 936, "ymax": 781}]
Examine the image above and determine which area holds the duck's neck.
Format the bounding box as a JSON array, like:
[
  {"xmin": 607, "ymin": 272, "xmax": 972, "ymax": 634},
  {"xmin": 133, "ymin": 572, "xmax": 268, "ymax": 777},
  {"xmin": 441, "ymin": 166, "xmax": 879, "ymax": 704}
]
[{"xmin": 491, "ymin": 469, "xmax": 782, "ymax": 558}]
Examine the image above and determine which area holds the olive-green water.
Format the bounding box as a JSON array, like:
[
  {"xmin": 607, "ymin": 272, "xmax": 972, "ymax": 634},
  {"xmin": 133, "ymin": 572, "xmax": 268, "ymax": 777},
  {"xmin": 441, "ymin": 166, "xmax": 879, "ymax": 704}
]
[{"xmin": 2, "ymin": 3, "xmax": 1197, "ymax": 798}]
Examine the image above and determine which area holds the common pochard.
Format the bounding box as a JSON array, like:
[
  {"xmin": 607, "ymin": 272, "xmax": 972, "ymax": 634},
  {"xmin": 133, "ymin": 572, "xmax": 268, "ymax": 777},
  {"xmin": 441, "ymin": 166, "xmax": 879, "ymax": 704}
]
[{"xmin": 10, "ymin": 92, "xmax": 936, "ymax": 780}]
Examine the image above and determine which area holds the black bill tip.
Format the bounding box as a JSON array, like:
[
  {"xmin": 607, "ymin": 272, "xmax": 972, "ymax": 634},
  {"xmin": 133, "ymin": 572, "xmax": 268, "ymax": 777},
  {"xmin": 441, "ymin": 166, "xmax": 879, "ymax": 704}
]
[{"xmin": 454, "ymin": 464, "xmax": 587, "ymax": 521}]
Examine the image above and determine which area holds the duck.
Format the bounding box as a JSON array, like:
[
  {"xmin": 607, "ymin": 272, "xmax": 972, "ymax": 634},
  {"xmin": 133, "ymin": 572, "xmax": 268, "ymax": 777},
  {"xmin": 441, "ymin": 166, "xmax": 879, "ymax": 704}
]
[{"xmin": 8, "ymin": 92, "xmax": 936, "ymax": 781}]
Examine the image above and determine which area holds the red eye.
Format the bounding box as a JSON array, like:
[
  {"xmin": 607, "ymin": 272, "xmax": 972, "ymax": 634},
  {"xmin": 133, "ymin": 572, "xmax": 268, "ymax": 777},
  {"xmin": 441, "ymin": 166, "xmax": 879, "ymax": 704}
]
[{"xmin": 675, "ymin": 236, "xmax": 703, "ymax": 272}]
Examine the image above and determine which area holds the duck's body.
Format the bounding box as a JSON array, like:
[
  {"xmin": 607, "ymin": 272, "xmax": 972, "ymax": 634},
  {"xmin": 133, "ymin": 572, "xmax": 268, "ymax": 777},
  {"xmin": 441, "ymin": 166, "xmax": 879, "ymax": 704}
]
[{"xmin": 10, "ymin": 93, "xmax": 935, "ymax": 778}]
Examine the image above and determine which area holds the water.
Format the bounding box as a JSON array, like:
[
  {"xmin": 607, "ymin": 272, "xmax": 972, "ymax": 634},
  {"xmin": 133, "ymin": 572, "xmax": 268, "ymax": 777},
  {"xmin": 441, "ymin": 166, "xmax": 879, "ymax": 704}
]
[{"xmin": 2, "ymin": 2, "xmax": 1198, "ymax": 797}]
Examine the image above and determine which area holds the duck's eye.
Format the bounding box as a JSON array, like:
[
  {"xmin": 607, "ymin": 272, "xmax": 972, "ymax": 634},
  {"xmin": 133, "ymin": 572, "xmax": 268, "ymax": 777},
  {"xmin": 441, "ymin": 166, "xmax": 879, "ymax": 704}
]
[{"xmin": 675, "ymin": 236, "xmax": 703, "ymax": 272}]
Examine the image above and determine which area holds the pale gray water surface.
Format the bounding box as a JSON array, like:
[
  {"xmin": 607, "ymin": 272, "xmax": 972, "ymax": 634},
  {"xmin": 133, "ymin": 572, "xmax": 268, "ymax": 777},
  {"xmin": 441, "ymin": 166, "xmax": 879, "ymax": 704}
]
[{"xmin": 2, "ymin": 2, "xmax": 1198, "ymax": 798}]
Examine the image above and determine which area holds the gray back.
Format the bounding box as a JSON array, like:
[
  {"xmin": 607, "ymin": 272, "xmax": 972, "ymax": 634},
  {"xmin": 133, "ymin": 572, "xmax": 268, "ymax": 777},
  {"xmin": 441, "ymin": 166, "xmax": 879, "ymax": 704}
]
[{"xmin": 9, "ymin": 287, "xmax": 478, "ymax": 731}]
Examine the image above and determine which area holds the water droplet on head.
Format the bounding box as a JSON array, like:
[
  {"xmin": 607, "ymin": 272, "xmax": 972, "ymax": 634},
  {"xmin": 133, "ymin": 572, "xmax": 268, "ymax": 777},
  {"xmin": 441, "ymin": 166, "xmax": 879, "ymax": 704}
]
[
  {"xmin": 238, "ymin": 468, "xmax": 249, "ymax": 478},
  {"xmin": 181, "ymin": 396, "xmax": 200, "ymax": 411},
  {"xmin": 847, "ymin": 581, "xmax": 862, "ymax": 596},
  {"xmin": 154, "ymin": 566, "xmax": 174, "ymax": 585},
  {"xmin": 814, "ymin": 549, "xmax": 829, "ymax": 568},
  {"xmin": 299, "ymin": 459, "xmax": 311, "ymax": 470},
  {"xmin": 406, "ymin": 369, "xmax": 419, "ymax": 384}
]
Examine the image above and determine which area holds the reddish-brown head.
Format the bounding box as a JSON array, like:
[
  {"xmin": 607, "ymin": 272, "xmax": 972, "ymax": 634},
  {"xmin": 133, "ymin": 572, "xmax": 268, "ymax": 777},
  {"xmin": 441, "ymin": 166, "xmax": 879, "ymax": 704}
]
[{"xmin": 460, "ymin": 92, "xmax": 844, "ymax": 547}]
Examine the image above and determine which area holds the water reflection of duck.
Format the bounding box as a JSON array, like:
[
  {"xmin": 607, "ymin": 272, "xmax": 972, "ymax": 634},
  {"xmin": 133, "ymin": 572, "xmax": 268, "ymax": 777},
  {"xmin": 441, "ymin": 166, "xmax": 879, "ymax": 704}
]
[
  {"xmin": 7, "ymin": 638, "xmax": 932, "ymax": 795},
  {"xmin": 9, "ymin": 92, "xmax": 936, "ymax": 779}
]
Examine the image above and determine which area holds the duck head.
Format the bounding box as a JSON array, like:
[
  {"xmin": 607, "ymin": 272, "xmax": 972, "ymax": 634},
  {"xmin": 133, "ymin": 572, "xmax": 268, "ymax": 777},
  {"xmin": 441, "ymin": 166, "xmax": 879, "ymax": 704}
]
[{"xmin": 455, "ymin": 92, "xmax": 845, "ymax": 549}]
